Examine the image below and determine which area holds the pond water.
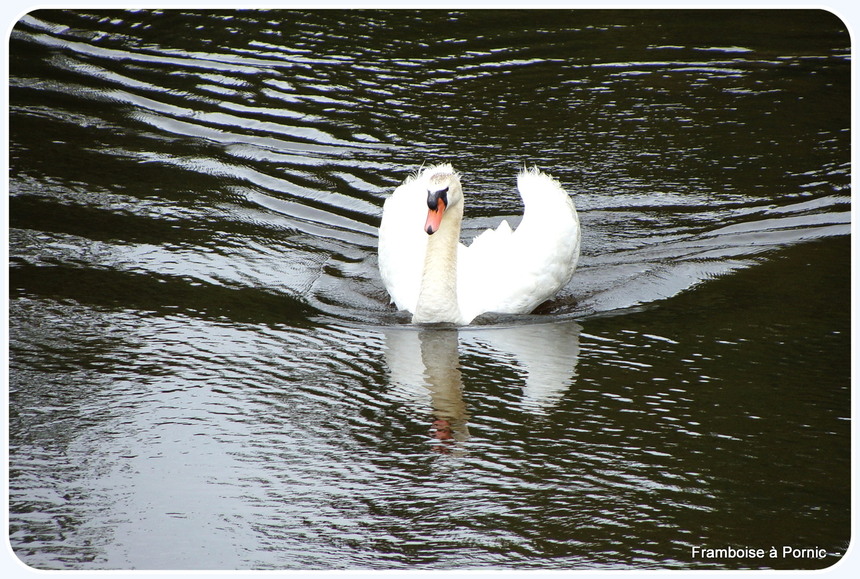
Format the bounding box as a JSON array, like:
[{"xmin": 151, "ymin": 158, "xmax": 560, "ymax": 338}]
[{"xmin": 7, "ymin": 9, "xmax": 851, "ymax": 571}]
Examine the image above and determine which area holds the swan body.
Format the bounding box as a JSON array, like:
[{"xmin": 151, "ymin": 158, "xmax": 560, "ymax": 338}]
[{"xmin": 378, "ymin": 164, "xmax": 580, "ymax": 325}]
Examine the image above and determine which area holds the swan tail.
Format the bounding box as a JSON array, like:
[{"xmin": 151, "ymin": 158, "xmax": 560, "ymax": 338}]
[{"xmin": 468, "ymin": 218, "xmax": 513, "ymax": 252}]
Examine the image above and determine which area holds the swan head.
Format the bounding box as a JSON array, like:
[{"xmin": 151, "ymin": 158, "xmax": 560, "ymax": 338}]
[{"xmin": 423, "ymin": 170, "xmax": 462, "ymax": 235}]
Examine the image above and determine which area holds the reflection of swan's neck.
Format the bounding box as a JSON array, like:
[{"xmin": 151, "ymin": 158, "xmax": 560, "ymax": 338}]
[{"xmin": 413, "ymin": 203, "xmax": 464, "ymax": 324}]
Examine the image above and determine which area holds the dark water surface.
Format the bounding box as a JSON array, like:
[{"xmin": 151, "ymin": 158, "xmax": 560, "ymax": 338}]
[{"xmin": 7, "ymin": 9, "xmax": 851, "ymax": 571}]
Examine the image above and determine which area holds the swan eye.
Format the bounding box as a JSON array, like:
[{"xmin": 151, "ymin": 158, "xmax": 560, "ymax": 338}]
[{"xmin": 427, "ymin": 186, "xmax": 449, "ymax": 211}]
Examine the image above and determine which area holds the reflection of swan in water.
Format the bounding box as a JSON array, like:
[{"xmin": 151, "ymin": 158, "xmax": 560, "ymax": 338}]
[
  {"xmin": 461, "ymin": 320, "xmax": 582, "ymax": 411},
  {"xmin": 382, "ymin": 320, "xmax": 582, "ymax": 445},
  {"xmin": 378, "ymin": 164, "xmax": 581, "ymax": 324},
  {"xmin": 383, "ymin": 327, "xmax": 470, "ymax": 446}
]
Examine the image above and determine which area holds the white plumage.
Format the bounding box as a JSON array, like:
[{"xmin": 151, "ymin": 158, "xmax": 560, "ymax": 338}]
[{"xmin": 378, "ymin": 164, "xmax": 580, "ymax": 325}]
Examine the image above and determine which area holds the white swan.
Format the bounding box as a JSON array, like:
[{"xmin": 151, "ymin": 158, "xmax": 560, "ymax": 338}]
[{"xmin": 378, "ymin": 163, "xmax": 581, "ymax": 325}]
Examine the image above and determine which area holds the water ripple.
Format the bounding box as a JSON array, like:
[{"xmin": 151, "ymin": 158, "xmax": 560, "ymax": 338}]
[{"xmin": 9, "ymin": 9, "xmax": 850, "ymax": 570}]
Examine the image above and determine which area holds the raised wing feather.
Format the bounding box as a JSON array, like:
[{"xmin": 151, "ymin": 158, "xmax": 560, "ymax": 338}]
[
  {"xmin": 457, "ymin": 168, "xmax": 580, "ymax": 322},
  {"xmin": 378, "ymin": 178, "xmax": 427, "ymax": 312}
]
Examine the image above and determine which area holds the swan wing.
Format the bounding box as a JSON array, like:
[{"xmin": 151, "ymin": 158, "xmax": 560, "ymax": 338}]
[
  {"xmin": 378, "ymin": 174, "xmax": 429, "ymax": 312},
  {"xmin": 378, "ymin": 164, "xmax": 455, "ymax": 312},
  {"xmin": 458, "ymin": 167, "xmax": 580, "ymax": 322}
]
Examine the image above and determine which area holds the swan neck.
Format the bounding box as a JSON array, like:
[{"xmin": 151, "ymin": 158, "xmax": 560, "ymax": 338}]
[{"xmin": 412, "ymin": 203, "xmax": 463, "ymax": 324}]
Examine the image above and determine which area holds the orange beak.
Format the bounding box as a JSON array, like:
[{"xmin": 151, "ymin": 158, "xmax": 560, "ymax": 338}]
[{"xmin": 424, "ymin": 197, "xmax": 446, "ymax": 235}]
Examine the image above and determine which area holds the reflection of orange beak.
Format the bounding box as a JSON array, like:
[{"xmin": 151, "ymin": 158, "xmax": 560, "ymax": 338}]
[{"xmin": 424, "ymin": 197, "xmax": 446, "ymax": 235}]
